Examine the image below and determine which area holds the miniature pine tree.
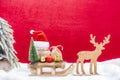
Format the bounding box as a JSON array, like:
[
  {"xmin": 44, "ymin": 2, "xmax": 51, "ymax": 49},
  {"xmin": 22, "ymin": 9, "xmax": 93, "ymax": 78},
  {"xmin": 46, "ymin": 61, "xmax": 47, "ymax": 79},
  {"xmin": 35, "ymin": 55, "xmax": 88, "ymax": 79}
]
[
  {"xmin": 0, "ymin": 17, "xmax": 19, "ymax": 67},
  {"xmin": 29, "ymin": 37, "xmax": 39, "ymax": 64}
]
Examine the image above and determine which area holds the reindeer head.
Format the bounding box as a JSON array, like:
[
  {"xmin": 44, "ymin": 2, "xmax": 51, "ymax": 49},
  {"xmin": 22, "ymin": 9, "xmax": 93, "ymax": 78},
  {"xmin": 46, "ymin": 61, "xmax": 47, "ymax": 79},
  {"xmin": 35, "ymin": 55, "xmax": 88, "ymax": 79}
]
[{"xmin": 90, "ymin": 34, "xmax": 110, "ymax": 51}]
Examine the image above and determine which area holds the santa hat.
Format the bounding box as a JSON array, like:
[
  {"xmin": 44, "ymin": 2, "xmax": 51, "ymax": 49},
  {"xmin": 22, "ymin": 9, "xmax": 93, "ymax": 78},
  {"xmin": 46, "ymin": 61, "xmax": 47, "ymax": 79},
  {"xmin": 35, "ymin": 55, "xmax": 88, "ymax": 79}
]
[{"xmin": 30, "ymin": 30, "xmax": 50, "ymax": 48}]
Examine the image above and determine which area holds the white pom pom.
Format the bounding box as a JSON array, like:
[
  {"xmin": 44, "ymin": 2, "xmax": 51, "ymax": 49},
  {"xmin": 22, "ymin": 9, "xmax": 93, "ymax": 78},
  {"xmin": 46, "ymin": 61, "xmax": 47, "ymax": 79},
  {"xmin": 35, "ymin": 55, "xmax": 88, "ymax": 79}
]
[{"xmin": 30, "ymin": 30, "xmax": 35, "ymax": 34}]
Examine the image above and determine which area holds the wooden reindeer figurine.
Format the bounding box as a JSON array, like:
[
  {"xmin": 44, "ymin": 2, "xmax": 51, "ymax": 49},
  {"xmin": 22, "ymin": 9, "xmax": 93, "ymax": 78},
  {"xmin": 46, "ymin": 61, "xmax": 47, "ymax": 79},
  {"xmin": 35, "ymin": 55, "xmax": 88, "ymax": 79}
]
[{"xmin": 76, "ymin": 34, "xmax": 110, "ymax": 75}]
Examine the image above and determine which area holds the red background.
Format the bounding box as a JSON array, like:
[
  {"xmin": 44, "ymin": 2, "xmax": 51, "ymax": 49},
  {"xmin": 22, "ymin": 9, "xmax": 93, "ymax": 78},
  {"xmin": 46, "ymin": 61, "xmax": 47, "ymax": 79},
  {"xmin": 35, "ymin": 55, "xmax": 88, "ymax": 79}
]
[{"xmin": 0, "ymin": 0, "xmax": 120, "ymax": 63}]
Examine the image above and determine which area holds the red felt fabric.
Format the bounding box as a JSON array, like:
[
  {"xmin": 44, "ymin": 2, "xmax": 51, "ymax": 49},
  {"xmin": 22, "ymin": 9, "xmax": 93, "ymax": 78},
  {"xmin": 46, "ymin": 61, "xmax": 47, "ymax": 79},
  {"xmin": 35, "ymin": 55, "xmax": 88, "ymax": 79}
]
[{"xmin": 0, "ymin": 0, "xmax": 120, "ymax": 63}]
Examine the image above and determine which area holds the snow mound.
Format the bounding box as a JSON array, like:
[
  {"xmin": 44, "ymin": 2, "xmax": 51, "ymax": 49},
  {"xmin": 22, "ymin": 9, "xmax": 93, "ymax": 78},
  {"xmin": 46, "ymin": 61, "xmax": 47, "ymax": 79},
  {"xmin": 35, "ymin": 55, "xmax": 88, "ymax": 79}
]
[{"xmin": 0, "ymin": 58, "xmax": 120, "ymax": 80}]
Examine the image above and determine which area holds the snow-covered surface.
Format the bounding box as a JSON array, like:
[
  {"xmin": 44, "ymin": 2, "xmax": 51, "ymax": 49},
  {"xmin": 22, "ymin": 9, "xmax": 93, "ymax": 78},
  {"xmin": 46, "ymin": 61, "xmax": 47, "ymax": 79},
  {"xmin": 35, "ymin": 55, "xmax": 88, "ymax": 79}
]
[{"xmin": 0, "ymin": 58, "xmax": 120, "ymax": 80}]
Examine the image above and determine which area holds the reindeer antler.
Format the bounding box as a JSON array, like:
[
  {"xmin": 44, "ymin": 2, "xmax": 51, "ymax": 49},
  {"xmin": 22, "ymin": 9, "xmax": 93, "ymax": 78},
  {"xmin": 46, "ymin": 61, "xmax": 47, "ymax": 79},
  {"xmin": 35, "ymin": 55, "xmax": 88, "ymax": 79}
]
[
  {"xmin": 90, "ymin": 34, "xmax": 98, "ymax": 46},
  {"xmin": 102, "ymin": 34, "xmax": 111, "ymax": 46}
]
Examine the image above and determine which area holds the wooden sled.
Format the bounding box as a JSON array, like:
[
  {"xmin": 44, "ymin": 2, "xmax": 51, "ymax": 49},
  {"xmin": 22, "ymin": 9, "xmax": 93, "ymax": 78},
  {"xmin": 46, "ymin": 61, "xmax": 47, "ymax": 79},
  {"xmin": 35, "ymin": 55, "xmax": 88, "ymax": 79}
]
[{"xmin": 28, "ymin": 62, "xmax": 74, "ymax": 76}]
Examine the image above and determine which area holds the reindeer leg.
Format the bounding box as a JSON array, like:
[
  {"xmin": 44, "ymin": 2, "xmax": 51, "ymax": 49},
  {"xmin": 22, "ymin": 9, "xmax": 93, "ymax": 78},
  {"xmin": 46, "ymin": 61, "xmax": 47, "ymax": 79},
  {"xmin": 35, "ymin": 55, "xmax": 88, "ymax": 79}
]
[
  {"xmin": 90, "ymin": 61, "xmax": 93, "ymax": 74},
  {"xmin": 94, "ymin": 61, "xmax": 98, "ymax": 74},
  {"xmin": 81, "ymin": 61, "xmax": 85, "ymax": 75},
  {"xmin": 76, "ymin": 59, "xmax": 80, "ymax": 74}
]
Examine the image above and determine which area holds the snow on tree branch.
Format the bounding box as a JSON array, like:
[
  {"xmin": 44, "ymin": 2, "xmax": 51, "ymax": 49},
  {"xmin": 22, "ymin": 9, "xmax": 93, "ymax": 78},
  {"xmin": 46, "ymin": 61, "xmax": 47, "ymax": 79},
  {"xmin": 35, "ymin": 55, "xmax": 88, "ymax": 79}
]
[{"xmin": 0, "ymin": 17, "xmax": 19, "ymax": 67}]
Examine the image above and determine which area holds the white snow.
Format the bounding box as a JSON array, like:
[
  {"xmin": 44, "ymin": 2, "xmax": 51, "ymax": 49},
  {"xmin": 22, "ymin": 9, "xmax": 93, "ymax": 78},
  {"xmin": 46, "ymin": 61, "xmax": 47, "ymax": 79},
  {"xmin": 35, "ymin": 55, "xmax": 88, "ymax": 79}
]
[{"xmin": 0, "ymin": 58, "xmax": 120, "ymax": 80}]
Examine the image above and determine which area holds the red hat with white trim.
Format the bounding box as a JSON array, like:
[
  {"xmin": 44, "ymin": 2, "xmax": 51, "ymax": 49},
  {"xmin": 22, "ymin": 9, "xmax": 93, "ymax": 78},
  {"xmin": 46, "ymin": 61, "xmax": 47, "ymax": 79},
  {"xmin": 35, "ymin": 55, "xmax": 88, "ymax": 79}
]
[{"xmin": 30, "ymin": 30, "xmax": 50, "ymax": 48}]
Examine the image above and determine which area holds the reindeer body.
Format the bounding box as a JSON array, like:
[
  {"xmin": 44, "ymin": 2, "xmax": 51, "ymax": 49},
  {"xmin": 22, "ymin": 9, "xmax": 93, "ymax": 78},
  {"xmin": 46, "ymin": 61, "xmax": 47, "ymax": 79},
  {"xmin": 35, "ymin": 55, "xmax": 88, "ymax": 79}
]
[
  {"xmin": 76, "ymin": 34, "xmax": 110, "ymax": 75},
  {"xmin": 78, "ymin": 51, "xmax": 99, "ymax": 60},
  {"xmin": 78, "ymin": 47, "xmax": 103, "ymax": 60}
]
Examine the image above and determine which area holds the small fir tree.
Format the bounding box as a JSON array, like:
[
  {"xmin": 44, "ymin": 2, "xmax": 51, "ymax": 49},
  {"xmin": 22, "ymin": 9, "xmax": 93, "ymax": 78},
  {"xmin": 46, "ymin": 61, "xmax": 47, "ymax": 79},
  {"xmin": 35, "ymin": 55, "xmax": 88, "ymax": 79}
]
[
  {"xmin": 29, "ymin": 37, "xmax": 39, "ymax": 64},
  {"xmin": 0, "ymin": 17, "xmax": 19, "ymax": 67}
]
